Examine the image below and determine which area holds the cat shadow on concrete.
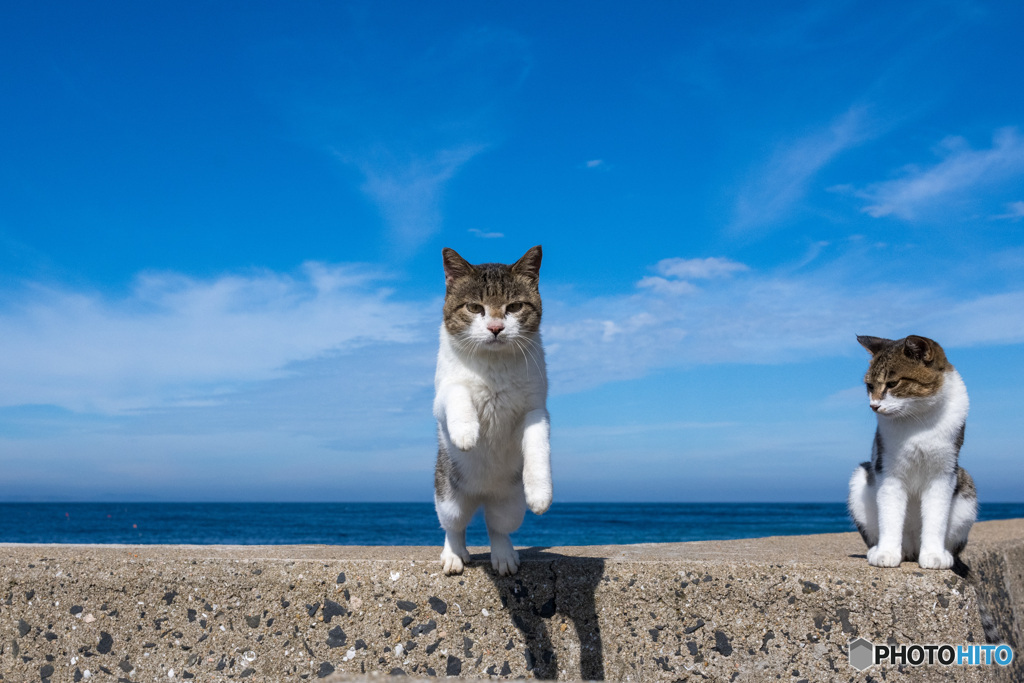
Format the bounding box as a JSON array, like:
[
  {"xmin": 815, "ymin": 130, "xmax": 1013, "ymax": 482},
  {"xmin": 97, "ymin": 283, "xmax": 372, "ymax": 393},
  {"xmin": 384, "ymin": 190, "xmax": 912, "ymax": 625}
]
[{"xmin": 474, "ymin": 547, "xmax": 606, "ymax": 680}]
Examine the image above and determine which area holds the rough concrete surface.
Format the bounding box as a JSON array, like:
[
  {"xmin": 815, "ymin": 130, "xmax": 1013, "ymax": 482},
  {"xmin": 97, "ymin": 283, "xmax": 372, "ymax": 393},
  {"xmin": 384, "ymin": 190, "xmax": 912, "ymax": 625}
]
[{"xmin": 1, "ymin": 519, "xmax": 1021, "ymax": 682}]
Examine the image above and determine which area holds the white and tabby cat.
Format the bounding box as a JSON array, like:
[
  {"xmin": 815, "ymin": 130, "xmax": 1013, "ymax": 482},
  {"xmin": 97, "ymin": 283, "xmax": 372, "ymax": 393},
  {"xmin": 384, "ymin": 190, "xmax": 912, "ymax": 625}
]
[
  {"xmin": 434, "ymin": 246, "xmax": 552, "ymax": 576},
  {"xmin": 848, "ymin": 334, "xmax": 977, "ymax": 569}
]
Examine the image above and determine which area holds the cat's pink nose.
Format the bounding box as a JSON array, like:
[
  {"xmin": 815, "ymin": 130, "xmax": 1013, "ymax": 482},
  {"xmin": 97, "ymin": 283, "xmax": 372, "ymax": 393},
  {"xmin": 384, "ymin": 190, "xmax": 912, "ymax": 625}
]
[
  {"xmin": 487, "ymin": 322, "xmax": 504, "ymax": 337},
  {"xmin": 871, "ymin": 404, "xmax": 880, "ymax": 412}
]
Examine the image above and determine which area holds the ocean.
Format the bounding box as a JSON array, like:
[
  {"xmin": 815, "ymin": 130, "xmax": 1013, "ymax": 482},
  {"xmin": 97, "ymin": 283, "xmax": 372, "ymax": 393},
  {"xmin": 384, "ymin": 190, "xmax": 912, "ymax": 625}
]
[{"xmin": 2, "ymin": 502, "xmax": 1023, "ymax": 546}]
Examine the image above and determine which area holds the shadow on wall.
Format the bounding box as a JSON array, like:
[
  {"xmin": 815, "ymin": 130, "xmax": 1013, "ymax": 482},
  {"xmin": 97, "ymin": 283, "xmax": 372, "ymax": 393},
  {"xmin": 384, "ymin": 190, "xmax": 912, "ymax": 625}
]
[{"xmin": 483, "ymin": 548, "xmax": 606, "ymax": 680}]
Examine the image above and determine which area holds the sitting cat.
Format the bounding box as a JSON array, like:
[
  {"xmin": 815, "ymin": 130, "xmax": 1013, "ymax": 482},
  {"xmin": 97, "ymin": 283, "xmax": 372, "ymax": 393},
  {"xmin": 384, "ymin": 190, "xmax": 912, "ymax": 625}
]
[
  {"xmin": 848, "ymin": 334, "xmax": 977, "ymax": 569},
  {"xmin": 433, "ymin": 245, "xmax": 552, "ymax": 576}
]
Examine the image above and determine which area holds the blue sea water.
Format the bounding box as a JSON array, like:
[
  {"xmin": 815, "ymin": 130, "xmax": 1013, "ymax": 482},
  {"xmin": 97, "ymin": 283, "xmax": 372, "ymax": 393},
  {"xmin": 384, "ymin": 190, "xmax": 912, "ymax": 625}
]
[{"xmin": 1, "ymin": 502, "xmax": 1022, "ymax": 547}]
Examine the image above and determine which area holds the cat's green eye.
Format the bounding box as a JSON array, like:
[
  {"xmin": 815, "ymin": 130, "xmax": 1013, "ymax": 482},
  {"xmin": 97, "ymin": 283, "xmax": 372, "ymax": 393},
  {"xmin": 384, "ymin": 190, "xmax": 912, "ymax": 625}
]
[
  {"xmin": 465, "ymin": 303, "xmax": 484, "ymax": 314},
  {"xmin": 506, "ymin": 302, "xmax": 524, "ymax": 313},
  {"xmin": 886, "ymin": 380, "xmax": 899, "ymax": 388}
]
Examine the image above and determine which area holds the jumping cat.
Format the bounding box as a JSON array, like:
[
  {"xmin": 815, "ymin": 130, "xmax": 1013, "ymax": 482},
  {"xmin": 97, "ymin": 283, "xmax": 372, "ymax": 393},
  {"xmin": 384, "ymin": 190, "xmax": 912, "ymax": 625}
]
[
  {"xmin": 848, "ymin": 334, "xmax": 977, "ymax": 569},
  {"xmin": 433, "ymin": 245, "xmax": 552, "ymax": 576}
]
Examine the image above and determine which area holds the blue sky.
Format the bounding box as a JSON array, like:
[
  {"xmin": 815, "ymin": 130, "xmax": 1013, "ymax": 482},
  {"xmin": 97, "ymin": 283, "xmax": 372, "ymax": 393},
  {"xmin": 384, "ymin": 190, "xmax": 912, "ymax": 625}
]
[{"xmin": 1, "ymin": 1, "xmax": 1023, "ymax": 502}]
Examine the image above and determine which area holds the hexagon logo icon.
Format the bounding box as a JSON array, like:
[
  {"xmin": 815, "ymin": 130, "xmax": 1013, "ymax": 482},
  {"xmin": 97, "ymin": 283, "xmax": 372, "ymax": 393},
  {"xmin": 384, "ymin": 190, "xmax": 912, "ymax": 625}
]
[{"xmin": 848, "ymin": 637, "xmax": 875, "ymax": 671}]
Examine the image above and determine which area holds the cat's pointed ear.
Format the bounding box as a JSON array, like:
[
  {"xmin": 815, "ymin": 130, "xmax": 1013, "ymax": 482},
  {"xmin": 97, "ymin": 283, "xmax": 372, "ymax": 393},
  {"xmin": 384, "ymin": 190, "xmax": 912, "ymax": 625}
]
[
  {"xmin": 442, "ymin": 248, "xmax": 474, "ymax": 286},
  {"xmin": 903, "ymin": 335, "xmax": 935, "ymax": 364},
  {"xmin": 856, "ymin": 335, "xmax": 889, "ymax": 356},
  {"xmin": 512, "ymin": 245, "xmax": 542, "ymax": 281}
]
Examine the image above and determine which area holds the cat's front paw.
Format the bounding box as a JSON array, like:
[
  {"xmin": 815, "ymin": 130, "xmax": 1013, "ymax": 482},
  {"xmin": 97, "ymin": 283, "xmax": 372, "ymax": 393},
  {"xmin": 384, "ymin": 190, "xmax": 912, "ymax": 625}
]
[
  {"xmin": 440, "ymin": 546, "xmax": 471, "ymax": 576},
  {"xmin": 490, "ymin": 544, "xmax": 520, "ymax": 576},
  {"xmin": 917, "ymin": 549, "xmax": 954, "ymax": 570},
  {"xmin": 525, "ymin": 484, "xmax": 552, "ymax": 515},
  {"xmin": 867, "ymin": 545, "xmax": 902, "ymax": 567},
  {"xmin": 448, "ymin": 419, "xmax": 480, "ymax": 451}
]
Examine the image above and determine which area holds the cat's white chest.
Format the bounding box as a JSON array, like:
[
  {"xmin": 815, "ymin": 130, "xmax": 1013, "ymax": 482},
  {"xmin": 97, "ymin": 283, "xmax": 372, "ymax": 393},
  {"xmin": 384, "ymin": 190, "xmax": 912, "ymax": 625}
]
[
  {"xmin": 434, "ymin": 327, "xmax": 547, "ymax": 445},
  {"xmin": 458, "ymin": 365, "xmax": 533, "ymax": 438},
  {"xmin": 878, "ymin": 370, "xmax": 968, "ymax": 488}
]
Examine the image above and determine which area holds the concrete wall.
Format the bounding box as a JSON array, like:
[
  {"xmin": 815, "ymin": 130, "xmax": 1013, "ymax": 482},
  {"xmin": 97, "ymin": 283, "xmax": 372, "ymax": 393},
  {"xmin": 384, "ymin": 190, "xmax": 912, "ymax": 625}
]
[{"xmin": 1, "ymin": 518, "xmax": 1020, "ymax": 682}]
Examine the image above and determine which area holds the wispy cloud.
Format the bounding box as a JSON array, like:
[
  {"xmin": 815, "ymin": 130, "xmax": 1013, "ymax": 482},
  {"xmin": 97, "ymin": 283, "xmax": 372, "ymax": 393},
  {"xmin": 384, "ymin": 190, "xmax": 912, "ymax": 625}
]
[
  {"xmin": 653, "ymin": 257, "xmax": 749, "ymax": 280},
  {"xmin": 637, "ymin": 256, "xmax": 747, "ymax": 296},
  {"xmin": 929, "ymin": 291, "xmax": 1024, "ymax": 347},
  {"xmin": 731, "ymin": 106, "xmax": 877, "ymax": 234},
  {"xmin": 468, "ymin": 228, "xmax": 504, "ymax": 239},
  {"xmin": 635, "ymin": 277, "xmax": 699, "ymax": 296},
  {"xmin": 304, "ymin": 25, "xmax": 531, "ymax": 254},
  {"xmin": 6, "ymin": 246, "xmax": 1024, "ymax": 435},
  {"xmin": 352, "ymin": 145, "xmax": 487, "ymax": 253},
  {"xmin": 0, "ymin": 264, "xmax": 430, "ymax": 414},
  {"xmin": 992, "ymin": 200, "xmax": 1024, "ymax": 221},
  {"xmin": 855, "ymin": 127, "xmax": 1024, "ymax": 219},
  {"xmin": 545, "ymin": 250, "xmax": 1024, "ymax": 394}
]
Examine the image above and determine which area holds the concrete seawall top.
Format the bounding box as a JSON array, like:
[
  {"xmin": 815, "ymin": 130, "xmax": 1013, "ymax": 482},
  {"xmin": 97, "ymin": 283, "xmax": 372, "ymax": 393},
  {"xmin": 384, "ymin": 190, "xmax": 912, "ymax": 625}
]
[{"xmin": 2, "ymin": 518, "xmax": 1022, "ymax": 682}]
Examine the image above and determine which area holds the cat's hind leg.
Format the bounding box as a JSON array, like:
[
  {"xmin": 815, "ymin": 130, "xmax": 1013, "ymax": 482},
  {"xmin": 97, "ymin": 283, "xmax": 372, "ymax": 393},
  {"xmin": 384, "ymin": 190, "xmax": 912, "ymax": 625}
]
[
  {"xmin": 436, "ymin": 494, "xmax": 474, "ymax": 576},
  {"xmin": 848, "ymin": 463, "xmax": 879, "ymax": 549},
  {"xmin": 946, "ymin": 467, "xmax": 977, "ymax": 556},
  {"xmin": 484, "ymin": 492, "xmax": 526, "ymax": 576}
]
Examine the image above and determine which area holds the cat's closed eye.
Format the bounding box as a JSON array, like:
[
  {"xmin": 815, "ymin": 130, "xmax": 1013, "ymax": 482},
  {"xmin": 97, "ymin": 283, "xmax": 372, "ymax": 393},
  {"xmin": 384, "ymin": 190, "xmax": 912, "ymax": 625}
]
[
  {"xmin": 465, "ymin": 303, "xmax": 484, "ymax": 314},
  {"xmin": 866, "ymin": 383, "xmax": 874, "ymax": 392},
  {"xmin": 886, "ymin": 380, "xmax": 899, "ymax": 388},
  {"xmin": 506, "ymin": 302, "xmax": 524, "ymax": 313}
]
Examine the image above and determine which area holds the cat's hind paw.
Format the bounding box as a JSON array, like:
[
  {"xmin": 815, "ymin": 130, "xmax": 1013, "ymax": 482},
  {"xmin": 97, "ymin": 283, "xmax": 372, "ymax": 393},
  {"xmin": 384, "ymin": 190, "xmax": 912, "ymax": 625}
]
[
  {"xmin": 867, "ymin": 545, "xmax": 902, "ymax": 567},
  {"xmin": 490, "ymin": 545, "xmax": 520, "ymax": 576},
  {"xmin": 441, "ymin": 547, "xmax": 471, "ymax": 576},
  {"xmin": 917, "ymin": 549, "xmax": 954, "ymax": 570},
  {"xmin": 448, "ymin": 419, "xmax": 480, "ymax": 451}
]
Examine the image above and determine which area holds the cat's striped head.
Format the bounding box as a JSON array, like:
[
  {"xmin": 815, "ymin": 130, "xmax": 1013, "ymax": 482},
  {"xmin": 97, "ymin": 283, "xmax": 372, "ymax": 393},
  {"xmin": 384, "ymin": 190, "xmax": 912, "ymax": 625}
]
[
  {"xmin": 857, "ymin": 334, "xmax": 951, "ymax": 417},
  {"xmin": 441, "ymin": 246, "xmax": 543, "ymax": 352}
]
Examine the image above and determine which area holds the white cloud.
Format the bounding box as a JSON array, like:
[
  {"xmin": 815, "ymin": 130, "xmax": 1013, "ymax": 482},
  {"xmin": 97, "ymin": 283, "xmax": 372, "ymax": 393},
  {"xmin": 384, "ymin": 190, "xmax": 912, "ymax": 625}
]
[
  {"xmin": 654, "ymin": 257, "xmax": 749, "ymax": 280},
  {"xmin": 636, "ymin": 276, "xmax": 699, "ymax": 296},
  {"xmin": 731, "ymin": 106, "xmax": 876, "ymax": 233},
  {"xmin": 857, "ymin": 128, "xmax": 1024, "ymax": 219},
  {"xmin": 637, "ymin": 257, "xmax": 747, "ymax": 296},
  {"xmin": 468, "ymin": 228, "xmax": 504, "ymax": 239},
  {"xmin": 0, "ymin": 264, "xmax": 431, "ymax": 413},
  {"xmin": 544, "ymin": 252, "xmax": 1024, "ymax": 394},
  {"xmin": 6, "ymin": 250, "xmax": 1024, "ymax": 436}
]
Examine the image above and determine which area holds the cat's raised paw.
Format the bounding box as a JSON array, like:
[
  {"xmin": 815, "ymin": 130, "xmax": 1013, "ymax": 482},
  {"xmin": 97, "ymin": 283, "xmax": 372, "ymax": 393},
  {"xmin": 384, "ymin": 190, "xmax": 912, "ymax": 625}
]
[
  {"xmin": 867, "ymin": 545, "xmax": 902, "ymax": 567},
  {"xmin": 525, "ymin": 485, "xmax": 552, "ymax": 515},
  {"xmin": 917, "ymin": 549, "xmax": 954, "ymax": 570},
  {"xmin": 441, "ymin": 547, "xmax": 470, "ymax": 575},
  {"xmin": 448, "ymin": 419, "xmax": 480, "ymax": 451}
]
